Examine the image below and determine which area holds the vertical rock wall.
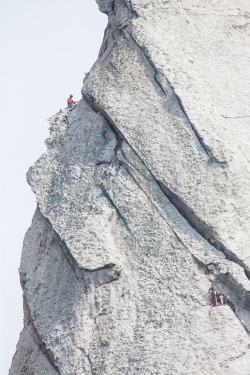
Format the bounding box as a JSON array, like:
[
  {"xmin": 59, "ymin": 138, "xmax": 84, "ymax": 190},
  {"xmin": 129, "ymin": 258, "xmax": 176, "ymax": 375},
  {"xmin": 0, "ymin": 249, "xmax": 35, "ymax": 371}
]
[{"xmin": 10, "ymin": 1, "xmax": 250, "ymax": 374}]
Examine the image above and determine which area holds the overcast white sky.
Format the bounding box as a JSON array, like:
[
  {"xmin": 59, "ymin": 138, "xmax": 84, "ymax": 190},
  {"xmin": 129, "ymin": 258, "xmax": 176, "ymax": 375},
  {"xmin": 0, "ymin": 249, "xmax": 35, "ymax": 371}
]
[{"xmin": 0, "ymin": 1, "xmax": 107, "ymax": 372}]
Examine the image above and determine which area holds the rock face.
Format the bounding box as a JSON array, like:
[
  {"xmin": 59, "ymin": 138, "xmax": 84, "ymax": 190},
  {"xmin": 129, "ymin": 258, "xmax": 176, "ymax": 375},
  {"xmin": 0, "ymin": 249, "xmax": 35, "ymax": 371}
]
[{"xmin": 10, "ymin": 1, "xmax": 250, "ymax": 374}]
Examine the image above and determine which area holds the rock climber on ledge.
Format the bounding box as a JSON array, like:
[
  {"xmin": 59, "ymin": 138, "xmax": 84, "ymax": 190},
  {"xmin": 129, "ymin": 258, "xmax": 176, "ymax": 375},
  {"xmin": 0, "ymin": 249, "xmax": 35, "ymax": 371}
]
[{"xmin": 67, "ymin": 94, "xmax": 77, "ymax": 110}]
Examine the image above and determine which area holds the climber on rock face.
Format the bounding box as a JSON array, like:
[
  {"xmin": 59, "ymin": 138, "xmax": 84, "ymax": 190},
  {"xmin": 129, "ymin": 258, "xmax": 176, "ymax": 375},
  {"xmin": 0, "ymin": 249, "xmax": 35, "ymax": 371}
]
[
  {"xmin": 208, "ymin": 283, "xmax": 218, "ymax": 306},
  {"xmin": 67, "ymin": 94, "xmax": 77, "ymax": 109}
]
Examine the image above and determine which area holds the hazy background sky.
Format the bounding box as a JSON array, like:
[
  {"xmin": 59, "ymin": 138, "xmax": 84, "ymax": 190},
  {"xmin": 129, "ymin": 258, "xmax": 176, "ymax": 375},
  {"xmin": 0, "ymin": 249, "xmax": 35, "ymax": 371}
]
[{"xmin": 0, "ymin": 1, "xmax": 106, "ymax": 372}]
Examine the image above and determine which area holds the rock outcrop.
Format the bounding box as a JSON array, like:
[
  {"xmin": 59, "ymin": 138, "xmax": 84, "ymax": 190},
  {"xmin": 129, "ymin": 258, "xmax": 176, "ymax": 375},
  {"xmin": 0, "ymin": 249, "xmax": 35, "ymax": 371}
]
[{"xmin": 10, "ymin": 0, "xmax": 250, "ymax": 374}]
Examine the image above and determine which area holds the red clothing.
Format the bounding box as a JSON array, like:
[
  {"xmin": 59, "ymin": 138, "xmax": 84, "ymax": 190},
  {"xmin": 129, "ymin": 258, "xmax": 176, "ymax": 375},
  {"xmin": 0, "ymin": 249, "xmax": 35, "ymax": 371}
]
[{"xmin": 67, "ymin": 97, "xmax": 75, "ymax": 104}]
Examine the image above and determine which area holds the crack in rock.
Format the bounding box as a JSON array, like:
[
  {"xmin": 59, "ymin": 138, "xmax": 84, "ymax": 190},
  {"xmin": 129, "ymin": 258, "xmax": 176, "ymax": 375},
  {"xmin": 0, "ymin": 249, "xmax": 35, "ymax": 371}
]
[
  {"xmin": 23, "ymin": 294, "xmax": 61, "ymax": 374},
  {"xmin": 126, "ymin": 32, "xmax": 213, "ymax": 161},
  {"xmin": 81, "ymin": 91, "xmax": 250, "ymax": 289},
  {"xmin": 220, "ymin": 351, "xmax": 246, "ymax": 367}
]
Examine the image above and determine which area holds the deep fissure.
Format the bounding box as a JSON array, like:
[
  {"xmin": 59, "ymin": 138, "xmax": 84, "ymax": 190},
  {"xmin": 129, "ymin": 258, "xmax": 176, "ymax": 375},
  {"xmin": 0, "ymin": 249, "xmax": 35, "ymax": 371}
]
[
  {"xmin": 80, "ymin": 100, "xmax": 250, "ymax": 328},
  {"xmin": 81, "ymin": 92, "xmax": 249, "ymax": 281}
]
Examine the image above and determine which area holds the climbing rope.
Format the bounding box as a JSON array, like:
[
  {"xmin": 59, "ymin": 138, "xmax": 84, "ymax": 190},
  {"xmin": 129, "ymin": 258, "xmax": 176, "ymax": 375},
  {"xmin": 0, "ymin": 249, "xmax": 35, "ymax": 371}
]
[{"xmin": 122, "ymin": 156, "xmax": 208, "ymax": 295}]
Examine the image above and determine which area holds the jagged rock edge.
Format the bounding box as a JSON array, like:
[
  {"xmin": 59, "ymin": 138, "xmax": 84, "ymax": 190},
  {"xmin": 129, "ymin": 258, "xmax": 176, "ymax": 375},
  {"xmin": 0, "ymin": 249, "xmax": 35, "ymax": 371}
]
[{"xmin": 19, "ymin": 206, "xmax": 123, "ymax": 373}]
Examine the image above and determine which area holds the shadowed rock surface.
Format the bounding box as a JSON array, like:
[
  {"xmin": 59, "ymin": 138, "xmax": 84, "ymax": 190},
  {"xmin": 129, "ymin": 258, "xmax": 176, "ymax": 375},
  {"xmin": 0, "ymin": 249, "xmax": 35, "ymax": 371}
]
[{"xmin": 10, "ymin": 0, "xmax": 250, "ymax": 374}]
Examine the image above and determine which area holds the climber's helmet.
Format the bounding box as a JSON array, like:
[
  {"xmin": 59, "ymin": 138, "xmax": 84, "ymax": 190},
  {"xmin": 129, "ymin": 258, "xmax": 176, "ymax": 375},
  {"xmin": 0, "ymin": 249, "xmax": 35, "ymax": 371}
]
[{"xmin": 70, "ymin": 94, "xmax": 73, "ymax": 97}]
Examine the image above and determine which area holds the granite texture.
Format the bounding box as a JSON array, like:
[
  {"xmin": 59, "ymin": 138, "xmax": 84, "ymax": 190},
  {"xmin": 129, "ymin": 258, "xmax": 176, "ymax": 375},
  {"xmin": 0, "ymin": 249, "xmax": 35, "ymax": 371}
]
[{"xmin": 10, "ymin": 0, "xmax": 250, "ymax": 374}]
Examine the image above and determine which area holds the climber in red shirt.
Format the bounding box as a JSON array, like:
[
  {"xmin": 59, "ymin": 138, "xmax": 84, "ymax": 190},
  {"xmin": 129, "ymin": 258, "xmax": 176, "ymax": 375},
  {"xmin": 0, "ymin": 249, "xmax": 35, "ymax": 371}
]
[{"xmin": 67, "ymin": 94, "xmax": 76, "ymax": 108}]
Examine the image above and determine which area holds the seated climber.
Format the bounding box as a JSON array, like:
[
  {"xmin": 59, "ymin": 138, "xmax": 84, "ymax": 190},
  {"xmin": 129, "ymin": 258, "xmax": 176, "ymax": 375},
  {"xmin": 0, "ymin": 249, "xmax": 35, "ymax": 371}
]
[
  {"xmin": 67, "ymin": 94, "xmax": 77, "ymax": 109},
  {"xmin": 208, "ymin": 283, "xmax": 218, "ymax": 306}
]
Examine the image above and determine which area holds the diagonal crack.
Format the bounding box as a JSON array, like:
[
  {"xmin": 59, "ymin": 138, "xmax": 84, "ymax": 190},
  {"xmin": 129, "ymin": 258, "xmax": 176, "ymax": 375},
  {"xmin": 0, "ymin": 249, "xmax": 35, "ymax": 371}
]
[
  {"xmin": 222, "ymin": 115, "xmax": 250, "ymax": 119},
  {"xmin": 23, "ymin": 294, "xmax": 61, "ymax": 374},
  {"xmin": 100, "ymin": 182, "xmax": 167, "ymax": 283},
  {"xmin": 240, "ymin": 148, "xmax": 250, "ymax": 165},
  {"xmin": 220, "ymin": 351, "xmax": 247, "ymax": 367},
  {"xmin": 125, "ymin": 31, "xmax": 216, "ymax": 162},
  {"xmin": 121, "ymin": 159, "xmax": 250, "ymax": 317},
  {"xmin": 41, "ymin": 210, "xmax": 116, "ymax": 275},
  {"xmin": 121, "ymin": 0, "xmax": 139, "ymax": 18},
  {"xmin": 33, "ymin": 209, "xmax": 119, "ymax": 298},
  {"xmin": 87, "ymin": 354, "xmax": 95, "ymax": 375},
  {"xmin": 80, "ymin": 93, "xmax": 249, "ymax": 278},
  {"xmin": 24, "ymin": 325, "xmax": 61, "ymax": 374},
  {"xmin": 101, "ymin": 185, "xmax": 132, "ymax": 235},
  {"xmin": 157, "ymin": 180, "xmax": 250, "ymax": 277},
  {"xmin": 120, "ymin": 157, "xmax": 219, "ymax": 274}
]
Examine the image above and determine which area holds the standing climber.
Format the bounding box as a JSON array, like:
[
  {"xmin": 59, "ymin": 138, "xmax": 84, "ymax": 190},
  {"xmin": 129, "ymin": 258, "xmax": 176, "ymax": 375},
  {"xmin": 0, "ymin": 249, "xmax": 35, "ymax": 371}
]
[
  {"xmin": 67, "ymin": 94, "xmax": 77, "ymax": 109},
  {"xmin": 217, "ymin": 291, "xmax": 228, "ymax": 305},
  {"xmin": 208, "ymin": 283, "xmax": 218, "ymax": 306}
]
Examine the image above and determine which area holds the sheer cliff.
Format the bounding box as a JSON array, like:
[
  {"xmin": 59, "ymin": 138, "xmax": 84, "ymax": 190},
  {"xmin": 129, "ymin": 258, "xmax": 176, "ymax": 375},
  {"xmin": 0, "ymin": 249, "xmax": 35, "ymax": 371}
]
[{"xmin": 10, "ymin": 0, "xmax": 250, "ymax": 374}]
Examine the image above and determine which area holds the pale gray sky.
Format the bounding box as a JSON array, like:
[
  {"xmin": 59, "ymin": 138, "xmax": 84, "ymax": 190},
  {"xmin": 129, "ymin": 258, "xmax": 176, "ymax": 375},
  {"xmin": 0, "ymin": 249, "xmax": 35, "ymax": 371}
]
[{"xmin": 0, "ymin": 1, "xmax": 107, "ymax": 372}]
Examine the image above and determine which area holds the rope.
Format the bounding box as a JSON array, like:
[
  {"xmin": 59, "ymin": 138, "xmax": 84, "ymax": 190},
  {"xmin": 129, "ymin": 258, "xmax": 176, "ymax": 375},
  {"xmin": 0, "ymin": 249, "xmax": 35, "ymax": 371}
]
[{"xmin": 122, "ymin": 157, "xmax": 208, "ymax": 295}]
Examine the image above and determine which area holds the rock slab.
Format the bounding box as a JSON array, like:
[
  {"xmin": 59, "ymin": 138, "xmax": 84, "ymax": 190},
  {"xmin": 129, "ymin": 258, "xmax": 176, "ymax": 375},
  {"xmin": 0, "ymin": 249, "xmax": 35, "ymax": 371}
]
[{"xmin": 10, "ymin": 0, "xmax": 250, "ymax": 374}]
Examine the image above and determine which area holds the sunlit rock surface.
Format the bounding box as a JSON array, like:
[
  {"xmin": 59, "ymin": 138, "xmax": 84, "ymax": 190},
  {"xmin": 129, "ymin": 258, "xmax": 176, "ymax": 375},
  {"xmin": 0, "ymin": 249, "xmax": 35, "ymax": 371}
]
[{"xmin": 10, "ymin": 0, "xmax": 250, "ymax": 374}]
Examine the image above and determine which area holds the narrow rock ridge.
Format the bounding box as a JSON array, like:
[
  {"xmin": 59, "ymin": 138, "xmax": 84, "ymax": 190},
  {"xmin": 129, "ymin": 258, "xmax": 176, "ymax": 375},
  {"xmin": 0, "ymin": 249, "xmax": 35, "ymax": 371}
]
[{"xmin": 10, "ymin": 0, "xmax": 250, "ymax": 374}]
